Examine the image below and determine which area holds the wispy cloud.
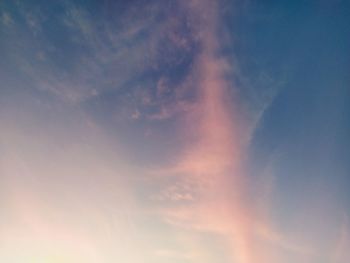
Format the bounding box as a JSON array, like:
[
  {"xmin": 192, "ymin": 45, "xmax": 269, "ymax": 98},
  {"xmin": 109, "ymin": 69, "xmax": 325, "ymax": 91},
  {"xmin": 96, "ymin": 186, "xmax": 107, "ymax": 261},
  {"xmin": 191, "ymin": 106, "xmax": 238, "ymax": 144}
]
[
  {"xmin": 150, "ymin": 1, "xmax": 260, "ymax": 262},
  {"xmin": 148, "ymin": 1, "xmax": 317, "ymax": 262}
]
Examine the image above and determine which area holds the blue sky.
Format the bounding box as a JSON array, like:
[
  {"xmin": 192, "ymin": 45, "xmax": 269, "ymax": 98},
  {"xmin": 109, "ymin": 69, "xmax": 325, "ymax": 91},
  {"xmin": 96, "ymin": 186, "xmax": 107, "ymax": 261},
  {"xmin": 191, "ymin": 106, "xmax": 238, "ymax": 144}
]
[{"xmin": 0, "ymin": 1, "xmax": 349, "ymax": 262}]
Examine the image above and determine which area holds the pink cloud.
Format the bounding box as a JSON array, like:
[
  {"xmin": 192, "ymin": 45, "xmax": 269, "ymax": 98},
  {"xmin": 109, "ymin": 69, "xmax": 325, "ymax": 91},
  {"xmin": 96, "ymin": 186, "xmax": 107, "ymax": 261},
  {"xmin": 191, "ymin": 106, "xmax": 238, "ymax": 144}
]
[
  {"xmin": 151, "ymin": 1, "xmax": 260, "ymax": 262},
  {"xmin": 149, "ymin": 1, "xmax": 316, "ymax": 262}
]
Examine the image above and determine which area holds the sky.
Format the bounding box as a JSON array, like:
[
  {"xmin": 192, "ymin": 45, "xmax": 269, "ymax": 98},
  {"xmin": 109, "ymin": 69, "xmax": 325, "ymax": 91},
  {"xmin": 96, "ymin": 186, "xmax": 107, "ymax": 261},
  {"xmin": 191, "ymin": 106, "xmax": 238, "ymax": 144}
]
[{"xmin": 0, "ymin": 0, "xmax": 349, "ymax": 262}]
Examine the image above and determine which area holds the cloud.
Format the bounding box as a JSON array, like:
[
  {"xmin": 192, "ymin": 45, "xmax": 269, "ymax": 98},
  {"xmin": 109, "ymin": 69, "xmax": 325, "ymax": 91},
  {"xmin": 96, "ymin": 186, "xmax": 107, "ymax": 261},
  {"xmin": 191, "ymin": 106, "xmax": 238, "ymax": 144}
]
[
  {"xmin": 0, "ymin": 2, "xmax": 161, "ymax": 103},
  {"xmin": 1, "ymin": 12, "xmax": 14, "ymax": 26},
  {"xmin": 148, "ymin": 1, "xmax": 260, "ymax": 262},
  {"xmin": 146, "ymin": 1, "xmax": 318, "ymax": 262}
]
